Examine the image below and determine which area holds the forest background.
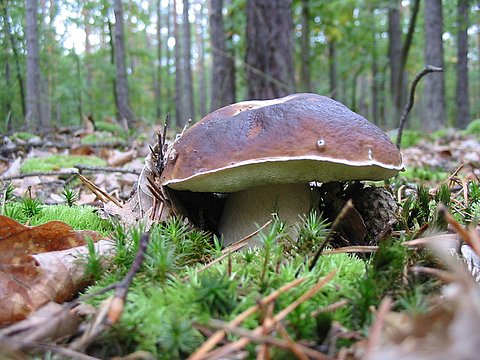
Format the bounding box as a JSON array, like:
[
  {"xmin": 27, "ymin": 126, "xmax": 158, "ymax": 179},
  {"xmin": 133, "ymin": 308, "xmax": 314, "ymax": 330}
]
[{"xmin": 0, "ymin": 0, "xmax": 478, "ymax": 135}]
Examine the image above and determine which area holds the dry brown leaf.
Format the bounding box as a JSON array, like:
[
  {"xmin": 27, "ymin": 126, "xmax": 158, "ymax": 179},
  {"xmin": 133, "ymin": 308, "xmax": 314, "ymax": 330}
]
[
  {"xmin": 107, "ymin": 149, "xmax": 137, "ymax": 167},
  {"xmin": 0, "ymin": 215, "xmax": 112, "ymax": 325}
]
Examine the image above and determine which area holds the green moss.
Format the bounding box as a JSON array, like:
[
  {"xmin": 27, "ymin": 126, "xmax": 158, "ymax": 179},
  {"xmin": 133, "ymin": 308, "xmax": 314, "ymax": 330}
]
[
  {"xmin": 84, "ymin": 215, "xmax": 367, "ymax": 357},
  {"xmin": 4, "ymin": 202, "xmax": 113, "ymax": 235},
  {"xmin": 464, "ymin": 119, "xmax": 480, "ymax": 135},
  {"xmin": 95, "ymin": 120, "xmax": 126, "ymax": 136},
  {"xmin": 20, "ymin": 154, "xmax": 106, "ymax": 173},
  {"xmin": 401, "ymin": 167, "xmax": 449, "ymax": 182},
  {"xmin": 81, "ymin": 132, "xmax": 126, "ymax": 145},
  {"xmin": 390, "ymin": 130, "xmax": 424, "ymax": 148},
  {"xmin": 10, "ymin": 131, "xmax": 37, "ymax": 141}
]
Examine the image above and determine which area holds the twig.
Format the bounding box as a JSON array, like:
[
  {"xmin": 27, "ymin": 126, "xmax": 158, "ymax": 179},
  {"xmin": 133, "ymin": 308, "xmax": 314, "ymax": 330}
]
[
  {"xmin": 396, "ymin": 65, "xmax": 443, "ymax": 150},
  {"xmin": 0, "ymin": 165, "xmax": 140, "ymax": 181},
  {"xmin": 203, "ymin": 271, "xmax": 336, "ymax": 360},
  {"xmin": 74, "ymin": 164, "xmax": 141, "ymax": 175},
  {"xmin": 188, "ymin": 277, "xmax": 305, "ymax": 360},
  {"xmin": 308, "ymin": 200, "xmax": 354, "ymax": 271},
  {"xmin": 363, "ymin": 297, "xmax": 393, "ymax": 359},
  {"xmin": 207, "ymin": 319, "xmax": 330, "ymax": 360},
  {"xmin": 108, "ymin": 233, "xmax": 151, "ymax": 324}
]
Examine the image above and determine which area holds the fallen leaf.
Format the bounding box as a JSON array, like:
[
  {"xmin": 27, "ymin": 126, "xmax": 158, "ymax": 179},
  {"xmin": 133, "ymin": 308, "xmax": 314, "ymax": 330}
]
[{"xmin": 0, "ymin": 216, "xmax": 113, "ymax": 325}]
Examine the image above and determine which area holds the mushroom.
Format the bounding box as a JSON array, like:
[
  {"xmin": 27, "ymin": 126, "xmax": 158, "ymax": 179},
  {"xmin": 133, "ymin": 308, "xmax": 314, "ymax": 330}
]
[{"xmin": 161, "ymin": 93, "xmax": 403, "ymax": 246}]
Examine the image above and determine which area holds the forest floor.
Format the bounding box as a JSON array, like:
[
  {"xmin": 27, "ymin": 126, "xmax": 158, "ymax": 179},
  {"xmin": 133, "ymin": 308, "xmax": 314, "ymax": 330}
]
[{"xmin": 1, "ymin": 120, "xmax": 480, "ymax": 359}]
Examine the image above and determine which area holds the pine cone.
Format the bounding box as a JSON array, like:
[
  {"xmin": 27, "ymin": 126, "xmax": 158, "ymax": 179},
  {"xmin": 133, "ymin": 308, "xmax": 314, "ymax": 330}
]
[{"xmin": 352, "ymin": 187, "xmax": 399, "ymax": 243}]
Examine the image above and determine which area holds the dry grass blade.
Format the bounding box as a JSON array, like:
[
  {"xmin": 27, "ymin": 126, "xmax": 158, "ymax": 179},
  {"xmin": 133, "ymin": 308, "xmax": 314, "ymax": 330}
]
[
  {"xmin": 207, "ymin": 319, "xmax": 332, "ymax": 360},
  {"xmin": 77, "ymin": 173, "xmax": 123, "ymax": 208},
  {"xmin": 364, "ymin": 296, "xmax": 393, "ymax": 359},
  {"xmin": 203, "ymin": 270, "xmax": 337, "ymax": 360},
  {"xmin": 277, "ymin": 323, "xmax": 310, "ymax": 360},
  {"xmin": 410, "ymin": 266, "xmax": 458, "ymax": 283},
  {"xmin": 439, "ymin": 204, "xmax": 480, "ymax": 256},
  {"xmin": 183, "ymin": 221, "xmax": 271, "ymax": 282},
  {"xmin": 321, "ymin": 246, "xmax": 379, "ymax": 254},
  {"xmin": 188, "ymin": 277, "xmax": 305, "ymax": 360}
]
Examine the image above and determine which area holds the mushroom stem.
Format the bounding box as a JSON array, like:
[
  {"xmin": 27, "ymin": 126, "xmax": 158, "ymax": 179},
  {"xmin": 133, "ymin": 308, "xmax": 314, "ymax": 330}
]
[{"xmin": 218, "ymin": 183, "xmax": 313, "ymax": 247}]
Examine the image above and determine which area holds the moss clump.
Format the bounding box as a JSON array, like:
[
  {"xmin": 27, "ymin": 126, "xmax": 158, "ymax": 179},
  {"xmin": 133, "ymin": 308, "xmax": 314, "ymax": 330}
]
[
  {"xmin": 390, "ymin": 130, "xmax": 424, "ymax": 148},
  {"xmin": 464, "ymin": 119, "xmax": 480, "ymax": 136},
  {"xmin": 84, "ymin": 214, "xmax": 367, "ymax": 357},
  {"xmin": 95, "ymin": 121, "xmax": 126, "ymax": 136},
  {"xmin": 81, "ymin": 132, "xmax": 126, "ymax": 145},
  {"xmin": 3, "ymin": 202, "xmax": 113, "ymax": 235},
  {"xmin": 10, "ymin": 131, "xmax": 37, "ymax": 141},
  {"xmin": 20, "ymin": 154, "xmax": 106, "ymax": 173},
  {"xmin": 401, "ymin": 167, "xmax": 448, "ymax": 182}
]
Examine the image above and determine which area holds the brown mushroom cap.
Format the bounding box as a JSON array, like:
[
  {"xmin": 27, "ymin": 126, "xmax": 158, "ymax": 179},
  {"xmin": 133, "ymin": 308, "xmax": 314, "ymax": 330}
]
[{"xmin": 162, "ymin": 93, "xmax": 403, "ymax": 192}]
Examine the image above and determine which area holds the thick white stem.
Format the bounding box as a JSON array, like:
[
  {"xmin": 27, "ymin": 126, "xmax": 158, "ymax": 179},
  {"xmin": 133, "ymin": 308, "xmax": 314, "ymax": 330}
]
[{"xmin": 218, "ymin": 183, "xmax": 312, "ymax": 247}]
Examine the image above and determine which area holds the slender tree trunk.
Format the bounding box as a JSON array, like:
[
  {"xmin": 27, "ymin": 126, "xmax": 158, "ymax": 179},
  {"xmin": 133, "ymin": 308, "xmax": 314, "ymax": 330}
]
[
  {"xmin": 300, "ymin": 0, "xmax": 311, "ymax": 92},
  {"xmin": 388, "ymin": 2, "xmax": 403, "ymax": 121},
  {"xmin": 246, "ymin": 0, "xmax": 294, "ymax": 100},
  {"xmin": 182, "ymin": 0, "xmax": 195, "ymax": 122},
  {"xmin": 83, "ymin": 5, "xmax": 93, "ymax": 115},
  {"xmin": 1, "ymin": 0, "xmax": 26, "ymax": 119},
  {"xmin": 328, "ymin": 41, "xmax": 337, "ymax": 99},
  {"xmin": 388, "ymin": 0, "xmax": 420, "ymax": 124},
  {"xmin": 107, "ymin": 19, "xmax": 119, "ymax": 120},
  {"xmin": 456, "ymin": 0, "xmax": 470, "ymax": 128},
  {"xmin": 423, "ymin": 0, "xmax": 446, "ymax": 132},
  {"xmin": 210, "ymin": 0, "xmax": 235, "ymax": 110},
  {"xmin": 371, "ymin": 19, "xmax": 379, "ymax": 125},
  {"xmin": 173, "ymin": 0, "xmax": 184, "ymax": 127},
  {"xmin": 166, "ymin": 0, "xmax": 173, "ymax": 115},
  {"xmin": 75, "ymin": 53, "xmax": 83, "ymax": 125},
  {"xmin": 196, "ymin": 5, "xmax": 207, "ymax": 117},
  {"xmin": 155, "ymin": 0, "xmax": 162, "ymax": 120},
  {"xmin": 113, "ymin": 0, "xmax": 135, "ymax": 127},
  {"xmin": 25, "ymin": 0, "xmax": 44, "ymax": 129}
]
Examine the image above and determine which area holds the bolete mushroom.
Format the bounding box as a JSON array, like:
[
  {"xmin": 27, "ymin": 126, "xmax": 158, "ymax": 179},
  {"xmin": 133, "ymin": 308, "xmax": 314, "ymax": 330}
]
[{"xmin": 161, "ymin": 93, "xmax": 403, "ymax": 246}]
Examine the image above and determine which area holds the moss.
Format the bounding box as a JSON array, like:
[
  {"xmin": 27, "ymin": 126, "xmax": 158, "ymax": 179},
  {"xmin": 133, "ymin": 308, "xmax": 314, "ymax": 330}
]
[
  {"xmin": 390, "ymin": 129, "xmax": 424, "ymax": 148},
  {"xmin": 81, "ymin": 132, "xmax": 126, "ymax": 145},
  {"xmin": 95, "ymin": 120, "xmax": 126, "ymax": 136},
  {"xmin": 401, "ymin": 167, "xmax": 449, "ymax": 182},
  {"xmin": 10, "ymin": 131, "xmax": 37, "ymax": 141},
  {"xmin": 4, "ymin": 202, "xmax": 113, "ymax": 235},
  {"xmin": 83, "ymin": 215, "xmax": 367, "ymax": 356},
  {"xmin": 464, "ymin": 119, "xmax": 480, "ymax": 135},
  {"xmin": 20, "ymin": 154, "xmax": 106, "ymax": 173}
]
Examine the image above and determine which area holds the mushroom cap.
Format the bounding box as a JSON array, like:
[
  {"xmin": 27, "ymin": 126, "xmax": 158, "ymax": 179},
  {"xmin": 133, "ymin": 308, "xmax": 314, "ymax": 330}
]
[{"xmin": 161, "ymin": 93, "xmax": 404, "ymax": 192}]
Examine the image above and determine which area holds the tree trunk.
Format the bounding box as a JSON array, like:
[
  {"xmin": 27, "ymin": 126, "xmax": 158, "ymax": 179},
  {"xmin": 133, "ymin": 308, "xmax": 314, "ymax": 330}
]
[
  {"xmin": 196, "ymin": 5, "xmax": 207, "ymax": 117},
  {"xmin": 182, "ymin": 0, "xmax": 194, "ymax": 123},
  {"xmin": 113, "ymin": 0, "xmax": 135, "ymax": 127},
  {"xmin": 246, "ymin": 0, "xmax": 294, "ymax": 100},
  {"xmin": 328, "ymin": 41, "xmax": 337, "ymax": 99},
  {"xmin": 1, "ymin": 0, "xmax": 25, "ymax": 120},
  {"xmin": 388, "ymin": 2, "xmax": 403, "ymax": 121},
  {"xmin": 456, "ymin": 0, "xmax": 470, "ymax": 129},
  {"xmin": 173, "ymin": 0, "xmax": 183, "ymax": 127},
  {"xmin": 155, "ymin": 0, "xmax": 162, "ymax": 120},
  {"xmin": 371, "ymin": 17, "xmax": 379, "ymax": 125},
  {"xmin": 107, "ymin": 19, "xmax": 119, "ymax": 120},
  {"xmin": 423, "ymin": 0, "xmax": 446, "ymax": 132},
  {"xmin": 25, "ymin": 0, "xmax": 44, "ymax": 129},
  {"xmin": 210, "ymin": 0, "xmax": 236, "ymax": 110},
  {"xmin": 388, "ymin": 0, "xmax": 420, "ymax": 124},
  {"xmin": 166, "ymin": 0, "xmax": 173, "ymax": 116},
  {"xmin": 300, "ymin": 0, "xmax": 311, "ymax": 92}
]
